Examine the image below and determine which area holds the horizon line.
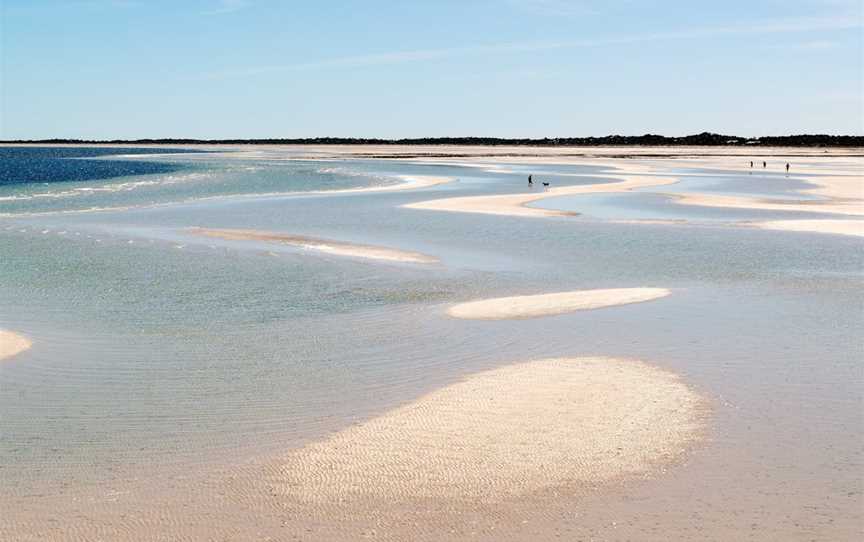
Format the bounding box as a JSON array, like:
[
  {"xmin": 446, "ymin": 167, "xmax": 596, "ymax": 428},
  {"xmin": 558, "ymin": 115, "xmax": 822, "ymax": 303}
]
[{"xmin": 2, "ymin": 133, "xmax": 862, "ymax": 147}]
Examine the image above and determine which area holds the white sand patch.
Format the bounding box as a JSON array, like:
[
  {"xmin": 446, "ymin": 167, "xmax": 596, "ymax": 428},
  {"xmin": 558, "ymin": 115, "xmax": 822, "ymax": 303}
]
[
  {"xmin": 799, "ymin": 174, "xmax": 864, "ymax": 201},
  {"xmin": 448, "ymin": 288, "xmax": 671, "ymax": 320},
  {"xmin": 376, "ymin": 175, "xmax": 452, "ymax": 191},
  {"xmin": 404, "ymin": 175, "xmax": 678, "ymax": 218},
  {"xmin": 753, "ymin": 219, "xmax": 864, "ymax": 237},
  {"xmin": 670, "ymin": 192, "xmax": 864, "ymax": 216},
  {"xmin": 187, "ymin": 228, "xmax": 437, "ymax": 263},
  {"xmin": 272, "ymin": 357, "xmax": 706, "ymax": 504},
  {"xmin": 0, "ymin": 330, "xmax": 31, "ymax": 361}
]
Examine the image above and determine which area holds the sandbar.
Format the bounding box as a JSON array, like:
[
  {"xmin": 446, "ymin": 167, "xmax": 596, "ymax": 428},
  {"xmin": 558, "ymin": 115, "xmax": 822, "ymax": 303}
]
[
  {"xmin": 670, "ymin": 192, "xmax": 864, "ymax": 217},
  {"xmin": 367, "ymin": 174, "xmax": 453, "ymax": 192},
  {"xmin": 404, "ymin": 175, "xmax": 678, "ymax": 218},
  {"xmin": 0, "ymin": 330, "xmax": 31, "ymax": 361},
  {"xmin": 272, "ymin": 356, "xmax": 706, "ymax": 504},
  {"xmin": 187, "ymin": 227, "xmax": 437, "ymax": 263},
  {"xmin": 448, "ymin": 288, "xmax": 671, "ymax": 320},
  {"xmin": 796, "ymin": 174, "xmax": 864, "ymax": 201},
  {"xmin": 752, "ymin": 219, "xmax": 864, "ymax": 238}
]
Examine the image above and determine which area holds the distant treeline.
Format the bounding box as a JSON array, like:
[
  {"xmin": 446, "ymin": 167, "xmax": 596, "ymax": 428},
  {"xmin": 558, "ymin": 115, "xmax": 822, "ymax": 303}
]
[{"xmin": 3, "ymin": 133, "xmax": 862, "ymax": 147}]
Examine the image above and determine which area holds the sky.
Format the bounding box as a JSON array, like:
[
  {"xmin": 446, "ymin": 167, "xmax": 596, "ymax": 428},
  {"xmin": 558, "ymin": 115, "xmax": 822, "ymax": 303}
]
[{"xmin": 1, "ymin": 0, "xmax": 862, "ymax": 139}]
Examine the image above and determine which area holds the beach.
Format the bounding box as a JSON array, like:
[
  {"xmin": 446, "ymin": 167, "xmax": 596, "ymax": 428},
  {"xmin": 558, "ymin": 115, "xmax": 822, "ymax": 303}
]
[
  {"xmin": 4, "ymin": 0, "xmax": 863, "ymax": 535},
  {"xmin": 0, "ymin": 144, "xmax": 861, "ymax": 540}
]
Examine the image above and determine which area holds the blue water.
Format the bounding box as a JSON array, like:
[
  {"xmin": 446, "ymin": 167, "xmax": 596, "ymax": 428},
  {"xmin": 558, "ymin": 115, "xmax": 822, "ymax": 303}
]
[
  {"xmin": 0, "ymin": 150, "xmax": 407, "ymax": 215},
  {"xmin": 0, "ymin": 147, "xmax": 199, "ymax": 186}
]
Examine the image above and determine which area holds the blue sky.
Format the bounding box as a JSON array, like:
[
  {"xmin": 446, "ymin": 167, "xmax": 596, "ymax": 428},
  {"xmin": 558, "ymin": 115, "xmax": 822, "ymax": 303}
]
[{"xmin": 1, "ymin": 0, "xmax": 861, "ymax": 139}]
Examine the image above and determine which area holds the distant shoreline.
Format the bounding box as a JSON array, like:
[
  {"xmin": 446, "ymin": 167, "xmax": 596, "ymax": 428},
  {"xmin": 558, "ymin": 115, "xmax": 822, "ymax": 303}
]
[{"xmin": 1, "ymin": 132, "xmax": 862, "ymax": 148}]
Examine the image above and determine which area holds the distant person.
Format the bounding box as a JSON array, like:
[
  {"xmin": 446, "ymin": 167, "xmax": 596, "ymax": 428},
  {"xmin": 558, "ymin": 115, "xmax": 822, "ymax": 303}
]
[
  {"xmin": 750, "ymin": 161, "xmax": 753, "ymax": 168},
  {"xmin": 785, "ymin": 163, "xmax": 790, "ymax": 173},
  {"xmin": 763, "ymin": 161, "xmax": 767, "ymax": 168},
  {"xmin": 528, "ymin": 174, "xmax": 533, "ymax": 187}
]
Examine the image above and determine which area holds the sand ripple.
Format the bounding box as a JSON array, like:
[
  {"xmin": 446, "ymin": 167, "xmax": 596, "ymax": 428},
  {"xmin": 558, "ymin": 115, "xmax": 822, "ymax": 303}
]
[
  {"xmin": 448, "ymin": 288, "xmax": 670, "ymax": 320},
  {"xmin": 0, "ymin": 357, "xmax": 707, "ymax": 540},
  {"xmin": 271, "ymin": 357, "xmax": 705, "ymax": 505}
]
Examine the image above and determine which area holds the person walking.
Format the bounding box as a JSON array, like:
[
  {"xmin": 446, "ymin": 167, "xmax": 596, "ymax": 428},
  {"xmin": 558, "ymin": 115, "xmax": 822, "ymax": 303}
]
[
  {"xmin": 750, "ymin": 161, "xmax": 753, "ymax": 168},
  {"xmin": 763, "ymin": 161, "xmax": 767, "ymax": 168},
  {"xmin": 528, "ymin": 174, "xmax": 533, "ymax": 187},
  {"xmin": 785, "ymin": 163, "xmax": 790, "ymax": 174}
]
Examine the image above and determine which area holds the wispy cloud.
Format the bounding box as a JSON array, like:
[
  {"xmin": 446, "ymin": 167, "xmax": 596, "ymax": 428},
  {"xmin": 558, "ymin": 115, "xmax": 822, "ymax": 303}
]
[
  {"xmin": 204, "ymin": 0, "xmax": 250, "ymax": 15},
  {"xmin": 203, "ymin": 14, "xmax": 862, "ymax": 79},
  {"xmin": 507, "ymin": 0, "xmax": 604, "ymax": 17},
  {"xmin": 767, "ymin": 40, "xmax": 842, "ymax": 51}
]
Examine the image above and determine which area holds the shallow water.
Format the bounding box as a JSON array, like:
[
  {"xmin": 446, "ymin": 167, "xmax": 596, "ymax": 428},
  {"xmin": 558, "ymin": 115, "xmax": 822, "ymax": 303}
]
[
  {"xmin": 0, "ymin": 147, "xmax": 861, "ymax": 538},
  {"xmin": 533, "ymin": 191, "xmax": 841, "ymax": 222}
]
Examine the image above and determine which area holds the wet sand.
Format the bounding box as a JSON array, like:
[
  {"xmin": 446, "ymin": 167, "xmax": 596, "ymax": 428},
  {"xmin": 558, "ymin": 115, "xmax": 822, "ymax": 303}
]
[
  {"xmin": 0, "ymin": 330, "xmax": 31, "ymax": 361},
  {"xmin": 448, "ymin": 288, "xmax": 671, "ymax": 320},
  {"xmin": 1, "ymin": 356, "xmax": 707, "ymax": 541},
  {"xmin": 187, "ymin": 227, "xmax": 438, "ymax": 263}
]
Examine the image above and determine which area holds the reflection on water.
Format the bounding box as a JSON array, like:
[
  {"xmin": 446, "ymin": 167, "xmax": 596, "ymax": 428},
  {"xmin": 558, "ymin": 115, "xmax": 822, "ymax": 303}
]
[{"xmin": 0, "ymin": 148, "xmax": 861, "ymax": 538}]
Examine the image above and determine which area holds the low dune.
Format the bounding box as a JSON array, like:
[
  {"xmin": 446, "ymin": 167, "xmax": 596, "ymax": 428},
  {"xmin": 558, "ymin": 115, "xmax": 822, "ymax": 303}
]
[
  {"xmin": 404, "ymin": 175, "xmax": 678, "ymax": 218},
  {"xmin": 753, "ymin": 219, "xmax": 864, "ymax": 238},
  {"xmin": 0, "ymin": 330, "xmax": 31, "ymax": 361},
  {"xmin": 271, "ymin": 357, "xmax": 706, "ymax": 504},
  {"xmin": 187, "ymin": 227, "xmax": 438, "ymax": 263},
  {"xmin": 448, "ymin": 288, "xmax": 671, "ymax": 320}
]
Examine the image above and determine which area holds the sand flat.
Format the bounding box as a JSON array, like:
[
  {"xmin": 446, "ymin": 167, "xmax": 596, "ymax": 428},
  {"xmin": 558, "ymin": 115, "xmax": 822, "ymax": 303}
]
[
  {"xmin": 0, "ymin": 356, "xmax": 707, "ymax": 540},
  {"xmin": 321, "ymin": 174, "xmax": 454, "ymax": 194},
  {"xmin": 270, "ymin": 357, "xmax": 706, "ymax": 504},
  {"xmin": 670, "ymin": 192, "xmax": 864, "ymax": 217},
  {"xmin": 798, "ymin": 174, "xmax": 864, "ymax": 201},
  {"xmin": 0, "ymin": 330, "xmax": 31, "ymax": 361},
  {"xmin": 753, "ymin": 219, "xmax": 864, "ymax": 237},
  {"xmin": 448, "ymin": 288, "xmax": 671, "ymax": 320},
  {"xmin": 187, "ymin": 227, "xmax": 438, "ymax": 263},
  {"xmin": 375, "ymin": 174, "xmax": 453, "ymax": 191},
  {"xmin": 404, "ymin": 175, "xmax": 678, "ymax": 217}
]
